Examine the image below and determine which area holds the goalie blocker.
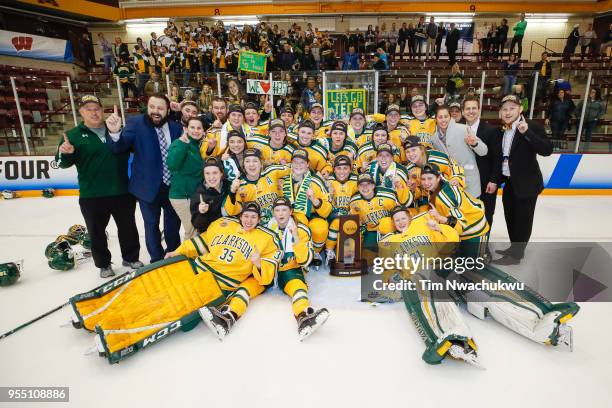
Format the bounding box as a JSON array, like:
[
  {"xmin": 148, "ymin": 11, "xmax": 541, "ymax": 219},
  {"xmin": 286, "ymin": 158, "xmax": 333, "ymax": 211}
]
[{"xmin": 69, "ymin": 256, "xmax": 225, "ymax": 364}]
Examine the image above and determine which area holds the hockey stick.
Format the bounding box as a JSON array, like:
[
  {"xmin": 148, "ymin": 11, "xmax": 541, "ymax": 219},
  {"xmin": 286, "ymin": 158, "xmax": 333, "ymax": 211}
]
[{"xmin": 0, "ymin": 301, "xmax": 69, "ymax": 341}]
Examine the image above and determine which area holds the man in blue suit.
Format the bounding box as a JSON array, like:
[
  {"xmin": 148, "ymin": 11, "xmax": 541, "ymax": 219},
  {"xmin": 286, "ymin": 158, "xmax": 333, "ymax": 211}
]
[{"xmin": 107, "ymin": 93, "xmax": 182, "ymax": 262}]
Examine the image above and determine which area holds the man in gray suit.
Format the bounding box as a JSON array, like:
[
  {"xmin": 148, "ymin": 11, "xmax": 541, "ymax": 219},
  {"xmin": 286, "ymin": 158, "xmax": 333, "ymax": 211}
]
[{"xmin": 430, "ymin": 105, "xmax": 488, "ymax": 198}]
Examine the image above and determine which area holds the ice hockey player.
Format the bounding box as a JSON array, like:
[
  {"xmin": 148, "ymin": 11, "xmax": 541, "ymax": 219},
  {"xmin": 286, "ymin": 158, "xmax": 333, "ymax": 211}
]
[
  {"xmin": 267, "ymin": 197, "xmax": 330, "ymax": 340},
  {"xmin": 165, "ymin": 201, "xmax": 283, "ymax": 340},
  {"xmin": 348, "ymin": 173, "xmax": 398, "ymax": 251},
  {"xmin": 324, "ymin": 154, "xmax": 359, "ymax": 264}
]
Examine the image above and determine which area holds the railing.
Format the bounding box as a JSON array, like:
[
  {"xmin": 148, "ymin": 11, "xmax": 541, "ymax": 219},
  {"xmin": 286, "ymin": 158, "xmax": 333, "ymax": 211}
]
[
  {"xmin": 529, "ymin": 41, "xmax": 557, "ymax": 62},
  {"xmin": 2, "ymin": 64, "xmax": 610, "ymax": 155}
]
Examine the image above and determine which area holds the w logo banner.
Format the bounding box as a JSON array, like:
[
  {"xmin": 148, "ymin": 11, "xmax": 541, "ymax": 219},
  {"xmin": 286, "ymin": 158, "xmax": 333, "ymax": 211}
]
[
  {"xmin": 12, "ymin": 36, "xmax": 33, "ymax": 52},
  {"xmin": 1, "ymin": 29, "xmax": 72, "ymax": 62}
]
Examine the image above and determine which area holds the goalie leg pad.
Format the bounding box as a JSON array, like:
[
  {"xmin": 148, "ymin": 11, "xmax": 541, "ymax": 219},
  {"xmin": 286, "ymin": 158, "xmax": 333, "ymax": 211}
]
[
  {"xmin": 402, "ymin": 273, "xmax": 478, "ymax": 365},
  {"xmin": 458, "ymin": 266, "xmax": 580, "ymax": 347},
  {"xmin": 70, "ymin": 256, "xmax": 226, "ymax": 363}
]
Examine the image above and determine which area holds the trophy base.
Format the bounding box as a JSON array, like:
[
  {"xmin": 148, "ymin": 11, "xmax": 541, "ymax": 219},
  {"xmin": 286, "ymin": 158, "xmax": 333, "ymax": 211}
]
[{"xmin": 329, "ymin": 260, "xmax": 364, "ymax": 277}]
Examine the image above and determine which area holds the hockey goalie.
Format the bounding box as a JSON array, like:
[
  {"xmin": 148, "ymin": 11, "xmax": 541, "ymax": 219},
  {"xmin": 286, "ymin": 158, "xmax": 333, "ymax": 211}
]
[
  {"xmin": 378, "ymin": 205, "xmax": 579, "ymax": 367},
  {"xmin": 70, "ymin": 201, "xmax": 282, "ymax": 363}
]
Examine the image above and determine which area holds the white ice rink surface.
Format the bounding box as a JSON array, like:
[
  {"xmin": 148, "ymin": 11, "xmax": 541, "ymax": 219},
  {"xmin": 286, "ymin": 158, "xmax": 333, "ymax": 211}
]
[{"xmin": 1, "ymin": 195, "xmax": 612, "ymax": 408}]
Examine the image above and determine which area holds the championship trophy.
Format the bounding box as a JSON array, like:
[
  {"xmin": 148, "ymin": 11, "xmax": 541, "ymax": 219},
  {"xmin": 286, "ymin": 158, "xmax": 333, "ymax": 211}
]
[{"xmin": 329, "ymin": 215, "xmax": 363, "ymax": 277}]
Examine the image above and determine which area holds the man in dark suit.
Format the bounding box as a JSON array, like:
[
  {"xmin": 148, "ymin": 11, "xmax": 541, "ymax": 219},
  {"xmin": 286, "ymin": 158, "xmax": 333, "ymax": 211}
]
[
  {"xmin": 445, "ymin": 23, "xmax": 460, "ymax": 66},
  {"xmin": 107, "ymin": 93, "xmax": 183, "ymax": 263},
  {"xmin": 461, "ymin": 96, "xmax": 502, "ymax": 229},
  {"xmin": 493, "ymin": 95, "xmax": 553, "ymax": 265}
]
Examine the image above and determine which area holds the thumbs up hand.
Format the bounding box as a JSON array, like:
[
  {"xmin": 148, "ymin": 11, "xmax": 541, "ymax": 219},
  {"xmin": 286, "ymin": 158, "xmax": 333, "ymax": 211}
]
[
  {"xmin": 105, "ymin": 105, "xmax": 122, "ymax": 133},
  {"xmin": 59, "ymin": 133, "xmax": 74, "ymax": 154}
]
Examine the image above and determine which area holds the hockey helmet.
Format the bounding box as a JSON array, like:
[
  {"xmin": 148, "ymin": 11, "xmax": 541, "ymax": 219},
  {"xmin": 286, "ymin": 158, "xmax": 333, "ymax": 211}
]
[
  {"xmin": 46, "ymin": 237, "xmax": 75, "ymax": 271},
  {"xmin": 0, "ymin": 260, "xmax": 22, "ymax": 286},
  {"xmin": 42, "ymin": 188, "xmax": 55, "ymax": 198},
  {"xmin": 67, "ymin": 225, "xmax": 91, "ymax": 249}
]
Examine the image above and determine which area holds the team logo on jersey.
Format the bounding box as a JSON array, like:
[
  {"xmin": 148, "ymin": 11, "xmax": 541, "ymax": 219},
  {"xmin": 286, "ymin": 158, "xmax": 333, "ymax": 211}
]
[{"xmin": 220, "ymin": 221, "xmax": 228, "ymax": 227}]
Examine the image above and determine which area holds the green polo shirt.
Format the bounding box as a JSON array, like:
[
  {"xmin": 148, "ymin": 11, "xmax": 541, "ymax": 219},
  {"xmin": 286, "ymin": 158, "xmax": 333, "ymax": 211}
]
[{"xmin": 55, "ymin": 122, "xmax": 129, "ymax": 198}]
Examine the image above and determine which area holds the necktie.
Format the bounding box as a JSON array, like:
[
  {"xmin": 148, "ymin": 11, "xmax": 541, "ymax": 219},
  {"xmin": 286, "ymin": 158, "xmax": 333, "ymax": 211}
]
[{"xmin": 156, "ymin": 127, "xmax": 171, "ymax": 185}]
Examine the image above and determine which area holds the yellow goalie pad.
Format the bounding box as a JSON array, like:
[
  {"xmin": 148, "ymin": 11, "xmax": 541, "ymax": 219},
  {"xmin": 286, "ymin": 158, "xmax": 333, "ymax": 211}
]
[{"xmin": 70, "ymin": 256, "xmax": 225, "ymax": 362}]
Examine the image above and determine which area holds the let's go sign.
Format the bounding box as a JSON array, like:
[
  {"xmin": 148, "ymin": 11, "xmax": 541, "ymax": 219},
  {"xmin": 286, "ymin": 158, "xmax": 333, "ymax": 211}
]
[
  {"xmin": 324, "ymin": 88, "xmax": 367, "ymax": 120},
  {"xmin": 238, "ymin": 51, "xmax": 267, "ymax": 73}
]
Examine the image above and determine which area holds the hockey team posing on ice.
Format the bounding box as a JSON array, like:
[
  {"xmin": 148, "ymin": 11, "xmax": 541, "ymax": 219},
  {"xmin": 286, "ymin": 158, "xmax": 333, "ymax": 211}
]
[{"xmin": 53, "ymin": 91, "xmax": 578, "ymax": 366}]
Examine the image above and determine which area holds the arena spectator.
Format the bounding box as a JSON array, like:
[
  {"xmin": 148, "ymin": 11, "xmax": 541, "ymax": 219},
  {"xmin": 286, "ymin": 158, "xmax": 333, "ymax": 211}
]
[
  {"xmin": 545, "ymin": 89, "xmax": 575, "ymax": 143},
  {"xmin": 342, "ymin": 46, "xmax": 360, "ymax": 71},
  {"xmin": 55, "ymin": 95, "xmax": 141, "ymax": 278},
  {"xmin": 398, "ymin": 22, "xmax": 409, "ymax": 59},
  {"xmin": 107, "ymin": 94, "xmax": 183, "ymax": 263},
  {"xmin": 388, "ymin": 22, "xmax": 398, "ymax": 55},
  {"xmin": 495, "ymin": 19, "xmax": 509, "ymax": 58},
  {"xmin": 113, "ymin": 36, "xmax": 130, "ymax": 62},
  {"xmin": 509, "ymin": 13, "xmax": 527, "ymax": 58},
  {"xmin": 415, "ymin": 16, "xmax": 427, "ymax": 59},
  {"xmin": 580, "ymin": 24, "xmax": 597, "ymax": 59},
  {"xmin": 144, "ymin": 72, "xmax": 166, "ymax": 97},
  {"xmin": 97, "ymin": 33, "xmax": 114, "ymax": 72},
  {"xmin": 503, "ymin": 54, "xmax": 520, "ymax": 95},
  {"xmin": 300, "ymin": 77, "xmax": 320, "ymax": 111},
  {"xmin": 435, "ymin": 22, "xmax": 446, "ymax": 60},
  {"xmin": 576, "ymin": 87, "xmax": 605, "ymax": 151},
  {"xmin": 533, "ymin": 52, "xmax": 552, "ymax": 102},
  {"xmin": 563, "ymin": 24, "xmax": 581, "ymax": 61},
  {"xmin": 113, "ymin": 57, "xmax": 138, "ymax": 98},
  {"xmin": 445, "ymin": 23, "xmax": 460, "ymax": 66},
  {"xmin": 425, "ymin": 17, "xmax": 438, "ymax": 60}
]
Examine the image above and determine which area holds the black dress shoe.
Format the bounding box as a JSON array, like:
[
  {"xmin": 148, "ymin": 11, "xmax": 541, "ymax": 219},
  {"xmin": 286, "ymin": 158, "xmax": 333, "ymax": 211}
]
[
  {"xmin": 491, "ymin": 255, "xmax": 520, "ymax": 266},
  {"xmin": 495, "ymin": 248, "xmax": 512, "ymax": 256}
]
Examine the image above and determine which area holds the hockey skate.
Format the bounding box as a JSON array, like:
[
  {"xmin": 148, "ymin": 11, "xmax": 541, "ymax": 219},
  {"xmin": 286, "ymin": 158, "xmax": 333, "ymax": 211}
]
[
  {"xmin": 199, "ymin": 305, "xmax": 236, "ymax": 341},
  {"xmin": 296, "ymin": 307, "xmax": 329, "ymax": 341},
  {"xmin": 325, "ymin": 249, "xmax": 335, "ymax": 267}
]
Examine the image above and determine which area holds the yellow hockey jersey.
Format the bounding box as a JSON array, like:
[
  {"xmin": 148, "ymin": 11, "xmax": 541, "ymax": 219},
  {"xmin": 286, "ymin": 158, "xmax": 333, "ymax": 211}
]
[
  {"xmin": 327, "ymin": 173, "xmax": 359, "ymax": 218},
  {"xmin": 224, "ymin": 164, "xmax": 290, "ymax": 222},
  {"xmin": 279, "ymin": 171, "xmax": 332, "ymax": 222},
  {"xmin": 356, "ymin": 141, "xmax": 402, "ymax": 171},
  {"xmin": 320, "ymin": 137, "xmax": 359, "ymax": 167},
  {"xmin": 405, "ymin": 149, "xmax": 465, "ymax": 188},
  {"xmin": 266, "ymin": 218, "xmax": 314, "ymax": 272},
  {"xmin": 175, "ymin": 217, "xmax": 283, "ymax": 289},
  {"xmin": 246, "ymin": 134, "xmax": 295, "ymax": 166},
  {"xmin": 428, "ymin": 180, "xmax": 489, "ymax": 240},
  {"xmin": 406, "ymin": 118, "xmax": 437, "ymax": 148},
  {"xmin": 349, "ymin": 186, "xmax": 399, "ymax": 232},
  {"xmin": 202, "ymin": 123, "xmax": 255, "ymax": 158},
  {"xmin": 292, "ymin": 139, "xmax": 332, "ymax": 176}
]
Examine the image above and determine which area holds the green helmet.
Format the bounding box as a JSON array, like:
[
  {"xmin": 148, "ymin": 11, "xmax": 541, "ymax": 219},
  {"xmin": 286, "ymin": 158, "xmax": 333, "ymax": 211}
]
[
  {"xmin": 67, "ymin": 225, "xmax": 91, "ymax": 249},
  {"xmin": 0, "ymin": 260, "xmax": 22, "ymax": 286},
  {"xmin": 46, "ymin": 238, "xmax": 75, "ymax": 271},
  {"xmin": 42, "ymin": 188, "xmax": 55, "ymax": 198}
]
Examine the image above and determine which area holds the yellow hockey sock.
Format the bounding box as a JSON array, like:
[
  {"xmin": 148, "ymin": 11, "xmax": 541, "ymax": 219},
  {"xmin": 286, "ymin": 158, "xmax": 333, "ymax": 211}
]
[{"xmin": 284, "ymin": 278, "xmax": 309, "ymax": 316}]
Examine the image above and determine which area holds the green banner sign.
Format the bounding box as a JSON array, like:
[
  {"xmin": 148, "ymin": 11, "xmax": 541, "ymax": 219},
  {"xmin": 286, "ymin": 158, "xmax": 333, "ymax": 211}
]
[
  {"xmin": 324, "ymin": 88, "xmax": 367, "ymax": 121},
  {"xmin": 238, "ymin": 51, "xmax": 267, "ymax": 74}
]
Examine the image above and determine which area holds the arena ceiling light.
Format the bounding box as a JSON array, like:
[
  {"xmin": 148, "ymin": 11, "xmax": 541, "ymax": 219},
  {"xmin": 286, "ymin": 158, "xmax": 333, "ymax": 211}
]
[
  {"xmin": 425, "ymin": 13, "xmax": 474, "ymax": 23},
  {"xmin": 525, "ymin": 14, "xmax": 569, "ymax": 23},
  {"xmin": 210, "ymin": 15, "xmax": 260, "ymax": 26}
]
